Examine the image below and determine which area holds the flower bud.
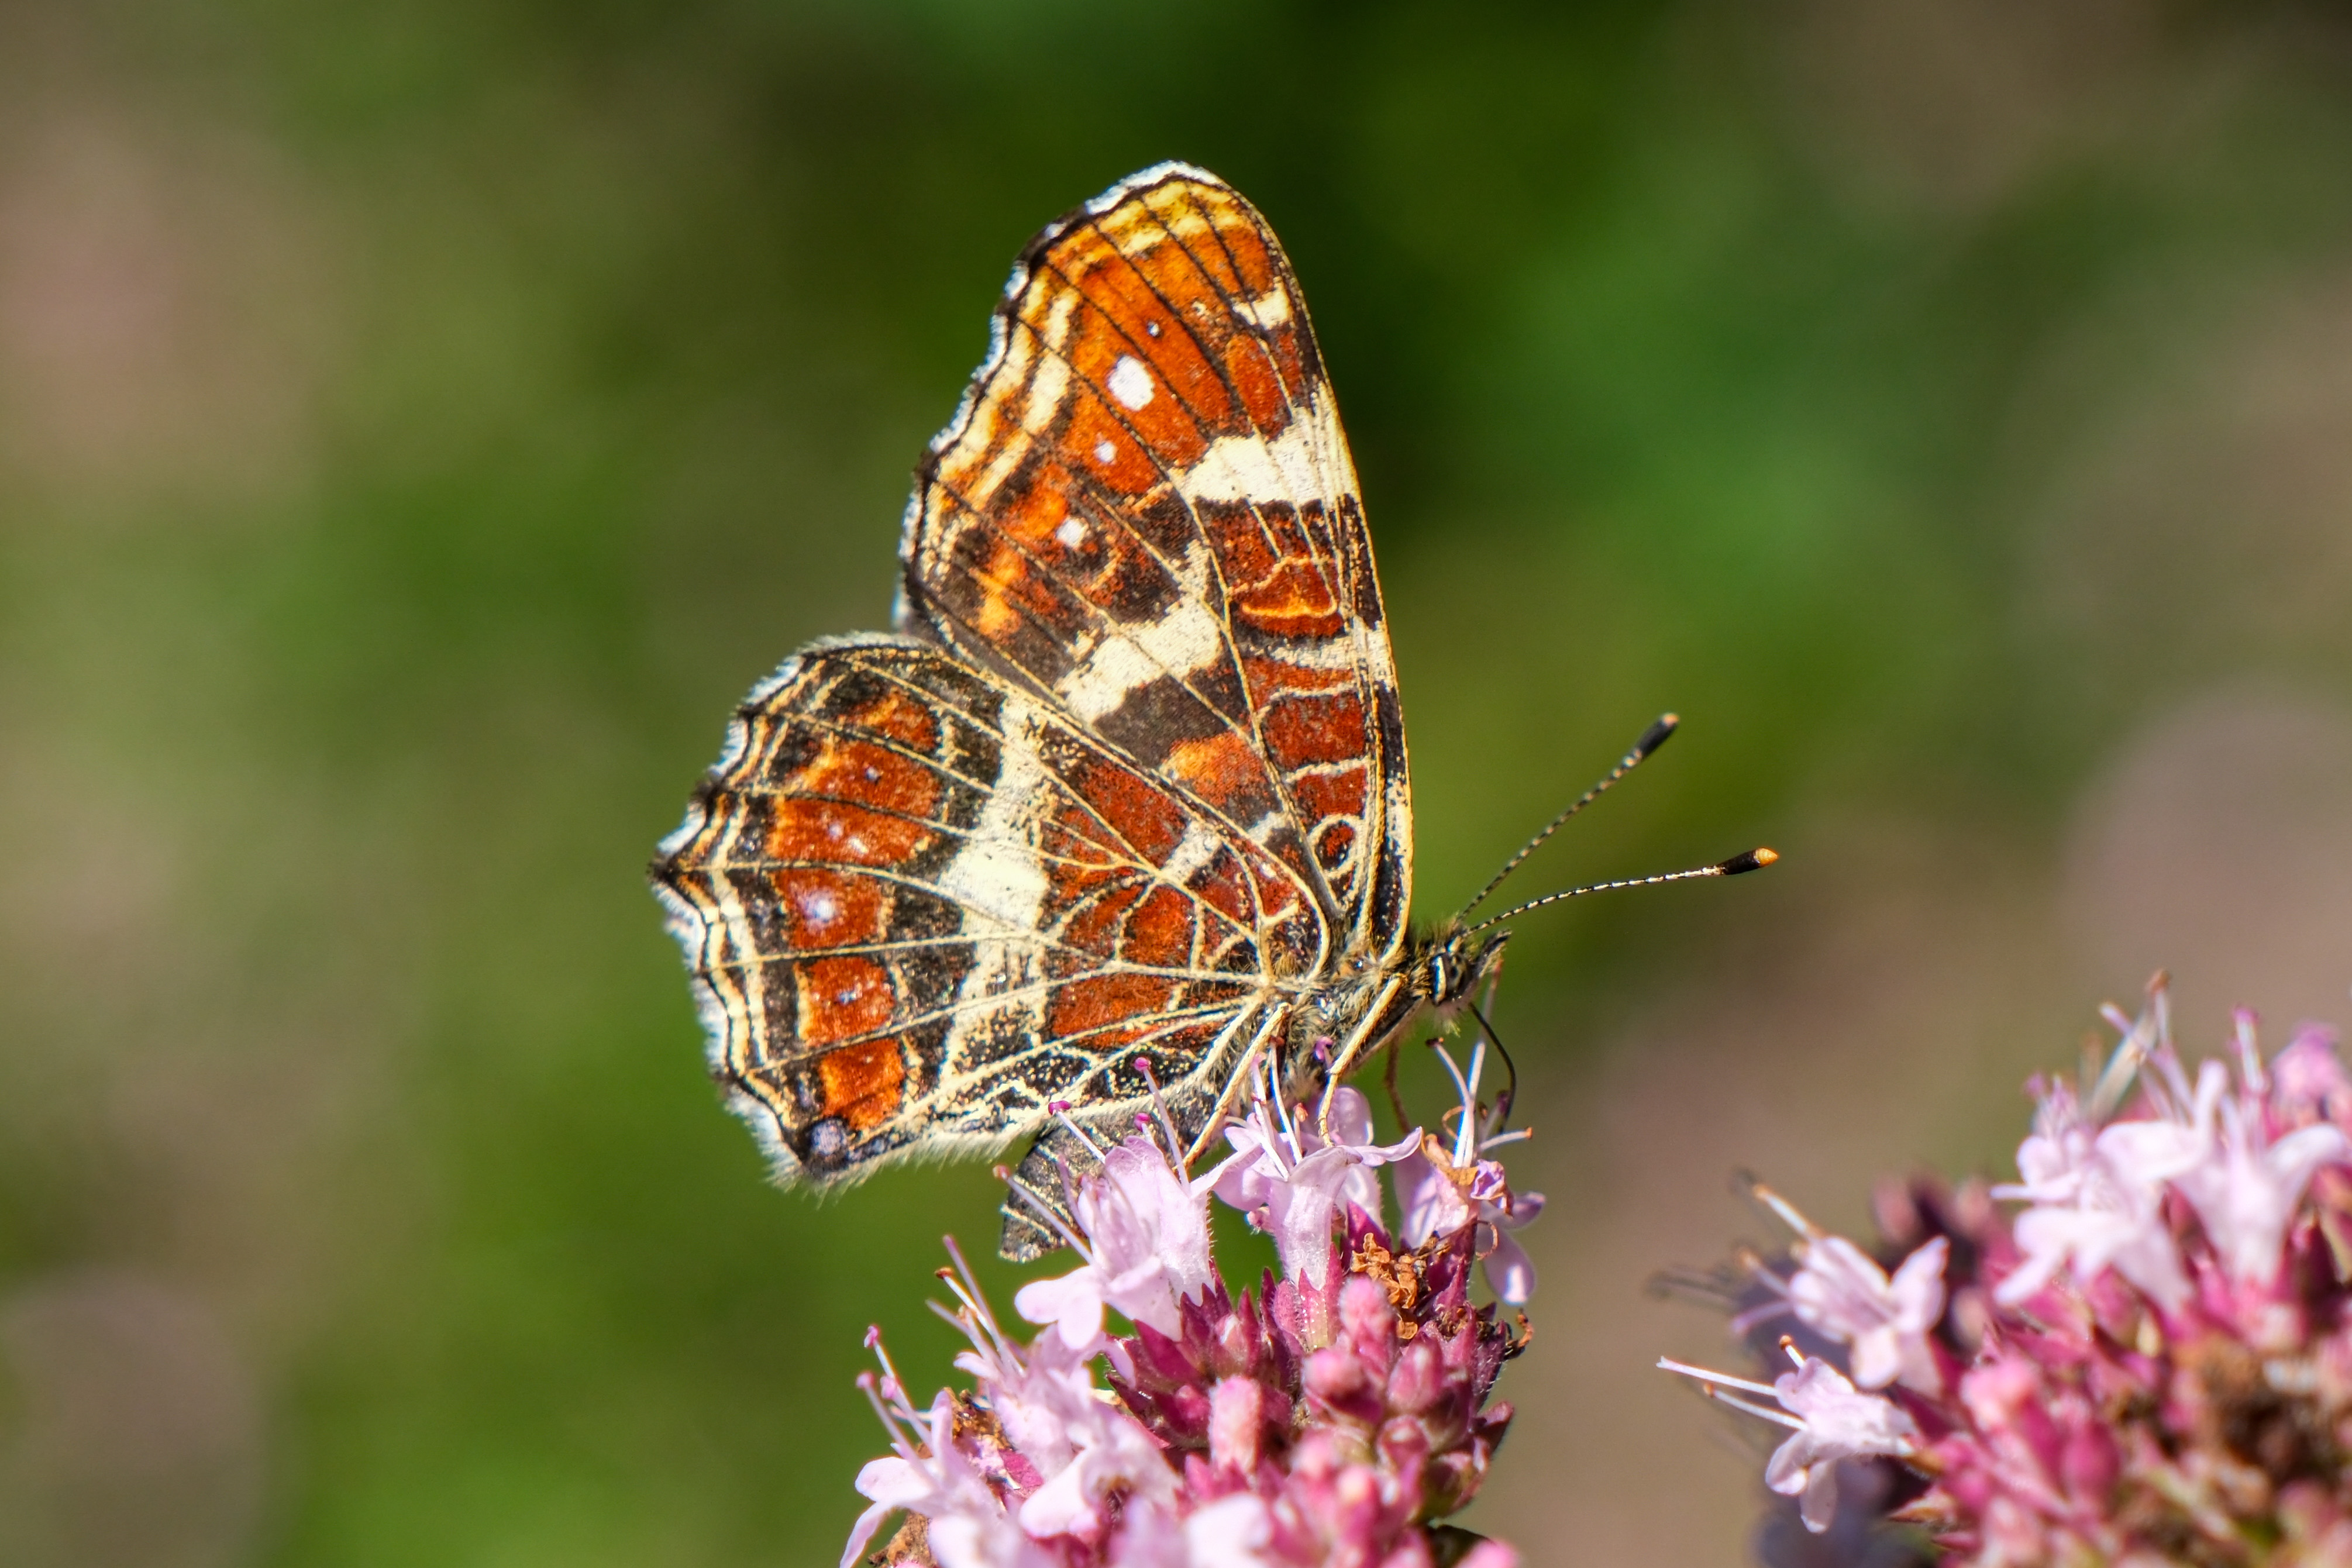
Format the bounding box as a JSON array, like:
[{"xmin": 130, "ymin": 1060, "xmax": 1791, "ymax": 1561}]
[
  {"xmin": 1207, "ymin": 1375, "xmax": 1263, "ymax": 1475},
  {"xmin": 1387, "ymin": 1336, "xmax": 1444, "ymax": 1415}
]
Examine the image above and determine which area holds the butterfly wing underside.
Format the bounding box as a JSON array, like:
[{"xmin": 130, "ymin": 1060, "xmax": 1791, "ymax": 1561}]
[
  {"xmin": 900, "ymin": 164, "xmax": 1412, "ymax": 973},
  {"xmin": 652, "ymin": 164, "xmax": 1413, "ymax": 1256},
  {"xmin": 650, "ymin": 637, "xmax": 1325, "ymax": 1180}
]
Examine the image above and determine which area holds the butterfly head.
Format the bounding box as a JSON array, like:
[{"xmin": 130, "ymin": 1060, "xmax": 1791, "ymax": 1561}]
[{"xmin": 1416, "ymin": 919, "xmax": 1510, "ymax": 1018}]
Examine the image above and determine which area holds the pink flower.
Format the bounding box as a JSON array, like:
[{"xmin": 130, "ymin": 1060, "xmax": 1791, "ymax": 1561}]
[
  {"xmin": 1786, "ymin": 1235, "xmax": 1948, "ymax": 1393},
  {"xmin": 1992, "ymin": 1022, "xmax": 2195, "ymax": 1311},
  {"xmin": 1013, "ymin": 1353, "xmax": 1177, "ymax": 1539},
  {"xmin": 845, "ymin": 1375, "xmax": 1038, "ymax": 1568},
  {"xmin": 1111, "ymin": 1495, "xmax": 1280, "ymax": 1568},
  {"xmin": 1015, "ymin": 1123, "xmax": 1223, "ymax": 1351},
  {"xmin": 841, "ymin": 1087, "xmax": 1533, "ymax": 1567},
  {"xmin": 1392, "ymin": 1038, "xmax": 1545, "ymax": 1304},
  {"xmin": 1658, "ymin": 1352, "xmax": 1916, "ymax": 1533},
  {"xmin": 1663, "ymin": 975, "xmax": 2352, "ymax": 1566},
  {"xmin": 2144, "ymin": 1047, "xmax": 2350, "ymax": 1287},
  {"xmin": 1765, "ymin": 1357, "xmax": 1919, "ymax": 1532},
  {"xmin": 1214, "ymin": 1081, "xmax": 1420, "ymax": 1284},
  {"xmin": 2271, "ymin": 1022, "xmax": 2352, "ymax": 1128}
]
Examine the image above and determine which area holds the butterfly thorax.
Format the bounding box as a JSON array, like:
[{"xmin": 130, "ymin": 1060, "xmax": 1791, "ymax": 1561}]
[{"xmin": 1280, "ymin": 920, "xmax": 1509, "ymax": 1103}]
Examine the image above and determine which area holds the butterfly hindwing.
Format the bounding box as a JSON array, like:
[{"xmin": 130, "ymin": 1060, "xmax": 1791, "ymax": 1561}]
[{"xmin": 650, "ymin": 637, "xmax": 1319, "ymax": 1184}]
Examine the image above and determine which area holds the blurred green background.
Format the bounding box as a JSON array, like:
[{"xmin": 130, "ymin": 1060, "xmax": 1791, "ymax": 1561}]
[{"xmin": 8, "ymin": 1, "xmax": 2352, "ymax": 1563}]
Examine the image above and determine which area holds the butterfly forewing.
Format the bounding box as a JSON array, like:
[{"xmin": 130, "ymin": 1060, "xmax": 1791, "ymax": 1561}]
[
  {"xmin": 655, "ymin": 164, "xmax": 1415, "ymax": 1255},
  {"xmin": 902, "ymin": 164, "xmax": 1412, "ymax": 969}
]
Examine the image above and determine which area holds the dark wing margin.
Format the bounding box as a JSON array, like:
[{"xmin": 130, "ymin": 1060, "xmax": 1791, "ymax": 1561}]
[
  {"xmin": 894, "ymin": 162, "xmax": 1413, "ymax": 978},
  {"xmin": 649, "ymin": 636, "xmax": 1318, "ymax": 1194}
]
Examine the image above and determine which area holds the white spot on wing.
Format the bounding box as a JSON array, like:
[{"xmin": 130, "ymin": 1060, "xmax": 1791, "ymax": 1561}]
[
  {"xmin": 935, "ymin": 696, "xmax": 1060, "ymax": 1070},
  {"xmin": 1094, "ymin": 439, "xmax": 1115, "ymax": 463},
  {"xmin": 1170, "ymin": 396, "xmax": 1351, "ymax": 506},
  {"xmin": 1108, "ymin": 355, "xmax": 1154, "ymax": 411},
  {"xmin": 799, "ymin": 888, "xmax": 840, "ymax": 929},
  {"xmin": 936, "ymin": 704, "xmax": 1053, "ymax": 935},
  {"xmin": 1055, "ymin": 518, "xmax": 1085, "ymax": 549},
  {"xmin": 1235, "ymin": 285, "xmax": 1293, "ymax": 330},
  {"xmin": 1160, "ymin": 821, "xmax": 1226, "ymax": 890},
  {"xmin": 1056, "ymin": 546, "xmax": 1228, "ymax": 722}
]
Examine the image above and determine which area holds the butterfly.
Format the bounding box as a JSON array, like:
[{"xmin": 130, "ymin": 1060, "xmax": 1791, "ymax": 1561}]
[{"xmin": 649, "ymin": 163, "xmax": 1770, "ymax": 1259}]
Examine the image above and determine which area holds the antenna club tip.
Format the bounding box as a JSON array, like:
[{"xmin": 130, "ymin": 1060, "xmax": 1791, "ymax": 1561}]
[
  {"xmin": 1633, "ymin": 714, "xmax": 1681, "ymax": 758},
  {"xmin": 1719, "ymin": 847, "xmax": 1779, "ymax": 876}
]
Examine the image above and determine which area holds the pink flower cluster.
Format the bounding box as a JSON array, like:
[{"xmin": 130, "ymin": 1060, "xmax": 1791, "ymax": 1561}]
[
  {"xmin": 847, "ymin": 1046, "xmax": 1535, "ymax": 1568},
  {"xmin": 1664, "ymin": 977, "xmax": 2352, "ymax": 1567}
]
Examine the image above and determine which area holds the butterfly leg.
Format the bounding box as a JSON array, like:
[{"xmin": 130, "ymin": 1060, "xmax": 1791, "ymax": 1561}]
[
  {"xmin": 1179, "ymin": 1001, "xmax": 1292, "ymax": 1169},
  {"xmin": 1314, "ymin": 972, "xmax": 1409, "ymax": 1136},
  {"xmin": 998, "ymin": 1121, "xmax": 1107, "ymax": 1262},
  {"xmin": 996, "ymin": 1000, "xmax": 1292, "ymax": 1261}
]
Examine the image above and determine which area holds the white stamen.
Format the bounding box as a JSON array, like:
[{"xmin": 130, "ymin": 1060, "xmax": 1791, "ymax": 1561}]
[
  {"xmin": 1706, "ymin": 1387, "xmax": 1809, "ymax": 1431},
  {"xmin": 1657, "ymin": 1358, "xmax": 1786, "ymax": 1398}
]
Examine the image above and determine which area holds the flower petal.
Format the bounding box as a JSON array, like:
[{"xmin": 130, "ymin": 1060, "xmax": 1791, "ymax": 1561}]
[
  {"xmin": 1183, "ymin": 1494, "xmax": 1276, "ymax": 1563},
  {"xmin": 1483, "ymin": 1228, "xmax": 1538, "ymax": 1305},
  {"xmin": 1013, "ymin": 1270, "xmax": 1107, "ymax": 1352}
]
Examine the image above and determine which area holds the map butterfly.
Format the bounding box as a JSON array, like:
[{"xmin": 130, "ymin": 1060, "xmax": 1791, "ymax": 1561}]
[{"xmin": 649, "ymin": 163, "xmax": 1769, "ymax": 1259}]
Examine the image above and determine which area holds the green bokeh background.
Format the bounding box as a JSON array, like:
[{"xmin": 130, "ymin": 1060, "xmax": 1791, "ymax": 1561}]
[{"xmin": 7, "ymin": 3, "xmax": 2352, "ymax": 1564}]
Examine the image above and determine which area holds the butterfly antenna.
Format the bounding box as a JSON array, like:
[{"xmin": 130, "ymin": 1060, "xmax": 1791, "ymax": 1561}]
[
  {"xmin": 1465, "ymin": 847, "xmax": 1778, "ymax": 934},
  {"xmin": 1466, "ymin": 998, "xmax": 1518, "ymax": 1131},
  {"xmin": 1462, "ymin": 713, "xmax": 1680, "ymax": 917}
]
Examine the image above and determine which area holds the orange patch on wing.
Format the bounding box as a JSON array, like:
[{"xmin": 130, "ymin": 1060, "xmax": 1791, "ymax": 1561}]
[
  {"xmin": 771, "ymin": 867, "xmax": 886, "ymax": 947},
  {"xmin": 1313, "ymin": 819, "xmax": 1357, "ymax": 872},
  {"xmin": 1163, "ymin": 729, "xmax": 1270, "ymax": 810},
  {"xmin": 1005, "ymin": 450, "xmax": 1184, "ymax": 619},
  {"xmin": 1263, "ymin": 691, "xmax": 1366, "ymax": 769},
  {"xmin": 1291, "ymin": 766, "xmax": 1369, "ymax": 825},
  {"xmin": 1232, "ymin": 556, "xmax": 1343, "ymax": 639},
  {"xmin": 1048, "ymin": 971, "xmax": 1177, "ymax": 1050},
  {"xmin": 815, "ymin": 1037, "xmax": 906, "ymax": 1131},
  {"xmin": 989, "ymin": 460, "xmax": 1079, "ymax": 546},
  {"xmin": 1067, "ymin": 757, "xmax": 1186, "ymax": 861},
  {"xmin": 1122, "ymin": 885, "xmax": 1195, "ymax": 968},
  {"xmin": 966, "ymin": 527, "xmax": 1078, "ymax": 645},
  {"xmin": 1206, "ymin": 514, "xmax": 1344, "ymax": 641},
  {"xmin": 1059, "ymin": 881, "xmax": 1142, "ymax": 959},
  {"xmin": 767, "ymin": 699, "xmax": 944, "ymax": 867},
  {"xmin": 1018, "ymin": 282, "xmax": 1209, "ymax": 464},
  {"xmin": 1041, "ymin": 808, "xmax": 1127, "ymax": 906},
  {"xmin": 1060, "ymin": 408, "xmax": 1156, "ymax": 499},
  {"xmin": 1244, "ymin": 656, "xmax": 1352, "ymax": 696},
  {"xmin": 766, "ymin": 798, "xmax": 935, "ymax": 867},
  {"xmin": 1186, "ymin": 845, "xmax": 1256, "ymax": 928},
  {"xmin": 846, "ymin": 687, "xmax": 939, "ymax": 752},
  {"xmin": 797, "ymin": 954, "xmax": 895, "ymax": 1046},
  {"xmin": 780, "ymin": 722, "xmax": 941, "ymax": 814},
  {"xmin": 1193, "ymin": 190, "xmax": 1278, "ymax": 294},
  {"xmin": 1134, "ymin": 186, "xmax": 1310, "ymax": 400},
  {"xmin": 1220, "ymin": 337, "xmax": 1289, "ymax": 433},
  {"xmin": 1053, "ymin": 254, "xmax": 1234, "ymax": 430}
]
